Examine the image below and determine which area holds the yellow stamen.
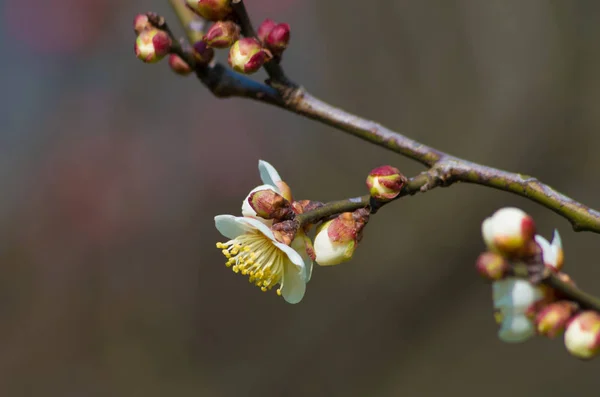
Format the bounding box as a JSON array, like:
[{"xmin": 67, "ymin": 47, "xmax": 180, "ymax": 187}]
[{"xmin": 217, "ymin": 230, "xmax": 286, "ymax": 295}]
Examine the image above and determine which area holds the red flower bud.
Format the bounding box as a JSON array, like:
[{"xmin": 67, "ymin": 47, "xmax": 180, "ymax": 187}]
[
  {"xmin": 168, "ymin": 54, "xmax": 192, "ymax": 75},
  {"xmin": 133, "ymin": 14, "xmax": 151, "ymax": 34},
  {"xmin": 257, "ymin": 19, "xmax": 277, "ymax": 43},
  {"xmin": 366, "ymin": 165, "xmax": 407, "ymax": 201},
  {"xmin": 203, "ymin": 21, "xmax": 240, "ymax": 48},
  {"xmin": 193, "ymin": 40, "xmax": 215, "ymax": 65},
  {"xmin": 186, "ymin": 0, "xmax": 232, "ymax": 21},
  {"xmin": 135, "ymin": 29, "xmax": 172, "ymax": 63},
  {"xmin": 228, "ymin": 38, "xmax": 267, "ymax": 74},
  {"xmin": 265, "ymin": 23, "xmax": 291, "ymax": 55}
]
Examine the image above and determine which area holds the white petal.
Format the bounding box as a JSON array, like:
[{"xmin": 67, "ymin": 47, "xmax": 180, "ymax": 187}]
[
  {"xmin": 237, "ymin": 217, "xmax": 276, "ymax": 241},
  {"xmin": 241, "ymin": 184, "xmax": 278, "ymax": 220},
  {"xmin": 214, "ymin": 215, "xmax": 252, "ymax": 239},
  {"xmin": 498, "ymin": 314, "xmax": 535, "ymax": 343},
  {"xmin": 551, "ymin": 229, "xmax": 562, "ymax": 251},
  {"xmin": 481, "ymin": 218, "xmax": 495, "ymax": 250},
  {"xmin": 280, "ymin": 261, "xmax": 306, "ymax": 304},
  {"xmin": 258, "ymin": 160, "xmax": 282, "ymax": 188},
  {"xmin": 291, "ymin": 235, "xmax": 313, "ymax": 283},
  {"xmin": 313, "ymin": 224, "xmax": 354, "ymax": 266},
  {"xmin": 492, "ymin": 278, "xmax": 544, "ymax": 312},
  {"xmin": 275, "ymin": 241, "xmax": 307, "ymax": 279}
]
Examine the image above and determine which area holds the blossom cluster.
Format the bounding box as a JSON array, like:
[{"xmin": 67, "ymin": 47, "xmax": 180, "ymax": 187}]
[
  {"xmin": 132, "ymin": 2, "xmax": 291, "ymax": 76},
  {"xmin": 478, "ymin": 207, "xmax": 600, "ymax": 359},
  {"xmin": 214, "ymin": 161, "xmax": 375, "ymax": 303}
]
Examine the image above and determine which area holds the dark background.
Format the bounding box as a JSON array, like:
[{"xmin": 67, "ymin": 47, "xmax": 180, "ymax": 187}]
[{"xmin": 2, "ymin": 0, "xmax": 600, "ymax": 396}]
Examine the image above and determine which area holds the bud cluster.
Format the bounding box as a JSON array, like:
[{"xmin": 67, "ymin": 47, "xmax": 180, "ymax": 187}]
[{"xmin": 477, "ymin": 207, "xmax": 600, "ymax": 359}]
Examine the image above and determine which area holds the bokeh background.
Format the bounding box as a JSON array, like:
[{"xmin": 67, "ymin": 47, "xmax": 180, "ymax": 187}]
[{"xmin": 2, "ymin": 0, "xmax": 600, "ymax": 396}]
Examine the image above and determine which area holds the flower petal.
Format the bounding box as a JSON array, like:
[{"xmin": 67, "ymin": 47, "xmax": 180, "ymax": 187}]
[
  {"xmin": 275, "ymin": 241, "xmax": 307, "ymax": 278},
  {"xmin": 214, "ymin": 214, "xmax": 253, "ymax": 239},
  {"xmin": 236, "ymin": 216, "xmax": 277, "ymax": 241},
  {"xmin": 291, "ymin": 234, "xmax": 314, "ymax": 283},
  {"xmin": 241, "ymin": 184, "xmax": 278, "ymax": 220},
  {"xmin": 258, "ymin": 160, "xmax": 282, "ymax": 188},
  {"xmin": 492, "ymin": 278, "xmax": 544, "ymax": 313},
  {"xmin": 498, "ymin": 314, "xmax": 535, "ymax": 343},
  {"xmin": 280, "ymin": 261, "xmax": 306, "ymax": 304}
]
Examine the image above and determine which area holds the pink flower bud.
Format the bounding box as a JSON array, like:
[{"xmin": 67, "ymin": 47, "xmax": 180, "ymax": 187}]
[
  {"xmin": 168, "ymin": 54, "xmax": 193, "ymax": 75},
  {"xmin": 133, "ymin": 14, "xmax": 151, "ymax": 34},
  {"xmin": 481, "ymin": 207, "xmax": 536, "ymax": 258},
  {"xmin": 193, "ymin": 41, "xmax": 215, "ymax": 65},
  {"xmin": 564, "ymin": 311, "xmax": 600, "ymax": 359},
  {"xmin": 135, "ymin": 29, "xmax": 172, "ymax": 63},
  {"xmin": 186, "ymin": 0, "xmax": 232, "ymax": 21},
  {"xmin": 475, "ymin": 252, "xmax": 509, "ymax": 281},
  {"xmin": 265, "ymin": 23, "xmax": 291, "ymax": 55},
  {"xmin": 247, "ymin": 189, "xmax": 293, "ymax": 220},
  {"xmin": 257, "ymin": 19, "xmax": 277, "ymax": 43},
  {"xmin": 366, "ymin": 165, "xmax": 407, "ymax": 201},
  {"xmin": 228, "ymin": 38, "xmax": 267, "ymax": 74},
  {"xmin": 536, "ymin": 301, "xmax": 577, "ymax": 338},
  {"xmin": 314, "ymin": 209, "xmax": 369, "ymax": 266},
  {"xmin": 203, "ymin": 21, "xmax": 240, "ymax": 48}
]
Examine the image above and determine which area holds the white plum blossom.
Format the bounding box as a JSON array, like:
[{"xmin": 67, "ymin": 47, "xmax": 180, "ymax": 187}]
[
  {"xmin": 535, "ymin": 230, "xmax": 564, "ymax": 271},
  {"xmin": 215, "ymin": 160, "xmax": 313, "ymax": 303},
  {"xmin": 215, "ymin": 215, "xmax": 308, "ymax": 303}
]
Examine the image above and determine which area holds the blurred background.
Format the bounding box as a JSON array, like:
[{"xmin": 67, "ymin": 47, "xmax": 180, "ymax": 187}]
[{"xmin": 2, "ymin": 0, "xmax": 600, "ymax": 395}]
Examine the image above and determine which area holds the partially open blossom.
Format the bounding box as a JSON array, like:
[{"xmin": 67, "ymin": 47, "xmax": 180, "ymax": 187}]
[
  {"xmin": 203, "ymin": 21, "xmax": 240, "ymax": 48},
  {"xmin": 215, "ymin": 215, "xmax": 309, "ymax": 303},
  {"xmin": 482, "ymin": 207, "xmax": 536, "ymax": 257},
  {"xmin": 133, "ymin": 14, "xmax": 151, "ymax": 34},
  {"xmin": 476, "ymin": 252, "xmax": 509, "ymax": 281},
  {"xmin": 536, "ymin": 301, "xmax": 576, "ymax": 338},
  {"xmin": 257, "ymin": 19, "xmax": 277, "ymax": 43},
  {"xmin": 193, "ymin": 40, "xmax": 215, "ymax": 64},
  {"xmin": 228, "ymin": 38, "xmax": 267, "ymax": 74},
  {"xmin": 535, "ymin": 230, "xmax": 564, "ymax": 271},
  {"xmin": 135, "ymin": 29, "xmax": 172, "ymax": 63},
  {"xmin": 313, "ymin": 209, "xmax": 369, "ymax": 266},
  {"xmin": 265, "ymin": 23, "xmax": 291, "ymax": 55},
  {"xmin": 168, "ymin": 54, "xmax": 192, "ymax": 75},
  {"xmin": 564, "ymin": 311, "xmax": 600, "ymax": 359},
  {"xmin": 366, "ymin": 165, "xmax": 406, "ymax": 201},
  {"xmin": 186, "ymin": 0, "xmax": 232, "ymax": 21}
]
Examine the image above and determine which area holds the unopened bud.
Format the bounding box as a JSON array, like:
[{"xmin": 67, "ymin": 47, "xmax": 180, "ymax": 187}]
[
  {"xmin": 248, "ymin": 189, "xmax": 293, "ymax": 220},
  {"xmin": 168, "ymin": 54, "xmax": 192, "ymax": 75},
  {"xmin": 313, "ymin": 209, "xmax": 369, "ymax": 266},
  {"xmin": 481, "ymin": 207, "xmax": 536, "ymax": 258},
  {"xmin": 193, "ymin": 40, "xmax": 215, "ymax": 64},
  {"xmin": 133, "ymin": 14, "xmax": 151, "ymax": 34},
  {"xmin": 366, "ymin": 165, "xmax": 406, "ymax": 201},
  {"xmin": 257, "ymin": 19, "xmax": 277, "ymax": 43},
  {"xmin": 228, "ymin": 38, "xmax": 267, "ymax": 74},
  {"xmin": 476, "ymin": 252, "xmax": 509, "ymax": 281},
  {"xmin": 135, "ymin": 29, "xmax": 172, "ymax": 63},
  {"xmin": 204, "ymin": 21, "xmax": 240, "ymax": 48},
  {"xmin": 186, "ymin": 0, "xmax": 232, "ymax": 21},
  {"xmin": 536, "ymin": 301, "xmax": 576, "ymax": 338},
  {"xmin": 265, "ymin": 23, "xmax": 291, "ymax": 55},
  {"xmin": 564, "ymin": 311, "xmax": 600, "ymax": 359}
]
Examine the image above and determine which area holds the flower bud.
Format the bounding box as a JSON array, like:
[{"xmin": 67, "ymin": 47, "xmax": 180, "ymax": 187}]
[
  {"xmin": 536, "ymin": 301, "xmax": 576, "ymax": 338},
  {"xmin": 247, "ymin": 189, "xmax": 293, "ymax": 220},
  {"xmin": 257, "ymin": 19, "xmax": 277, "ymax": 43},
  {"xmin": 135, "ymin": 29, "xmax": 172, "ymax": 63},
  {"xmin": 313, "ymin": 210, "xmax": 369, "ymax": 266},
  {"xmin": 133, "ymin": 14, "xmax": 151, "ymax": 34},
  {"xmin": 193, "ymin": 40, "xmax": 215, "ymax": 64},
  {"xmin": 481, "ymin": 207, "xmax": 536, "ymax": 258},
  {"xmin": 228, "ymin": 38, "xmax": 267, "ymax": 74},
  {"xmin": 186, "ymin": 0, "xmax": 232, "ymax": 21},
  {"xmin": 265, "ymin": 23, "xmax": 291, "ymax": 55},
  {"xmin": 203, "ymin": 21, "xmax": 240, "ymax": 48},
  {"xmin": 313, "ymin": 219, "xmax": 356, "ymax": 266},
  {"xmin": 366, "ymin": 165, "xmax": 407, "ymax": 201},
  {"xmin": 564, "ymin": 311, "xmax": 600, "ymax": 359},
  {"xmin": 476, "ymin": 252, "xmax": 509, "ymax": 281},
  {"xmin": 168, "ymin": 54, "xmax": 193, "ymax": 75}
]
